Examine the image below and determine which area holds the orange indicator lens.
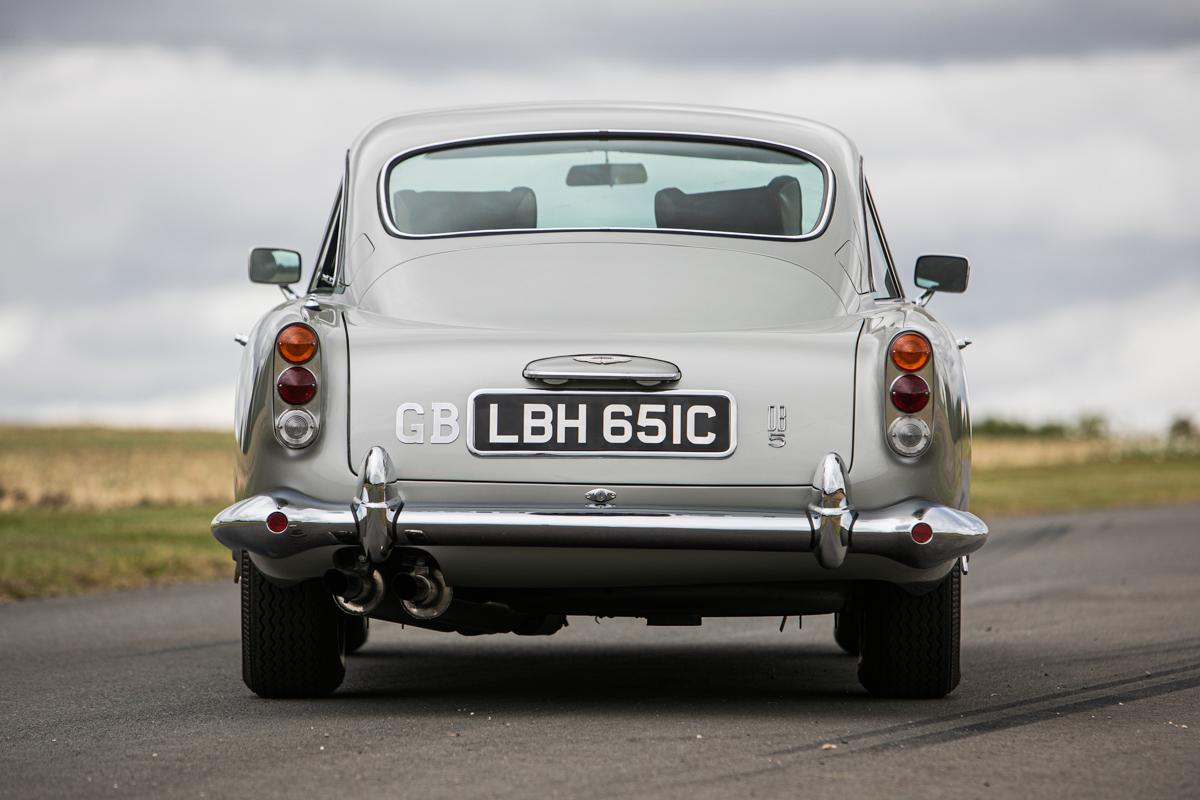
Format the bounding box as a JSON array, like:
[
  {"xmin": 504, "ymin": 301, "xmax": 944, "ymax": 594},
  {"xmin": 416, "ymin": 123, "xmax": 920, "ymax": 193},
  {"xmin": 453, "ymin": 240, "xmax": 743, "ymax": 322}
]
[
  {"xmin": 890, "ymin": 333, "xmax": 931, "ymax": 372},
  {"xmin": 277, "ymin": 324, "xmax": 318, "ymax": 364}
]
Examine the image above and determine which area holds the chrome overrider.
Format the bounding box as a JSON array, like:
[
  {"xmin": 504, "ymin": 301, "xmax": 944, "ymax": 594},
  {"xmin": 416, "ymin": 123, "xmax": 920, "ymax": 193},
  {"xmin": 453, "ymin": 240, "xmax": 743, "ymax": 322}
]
[
  {"xmin": 211, "ymin": 448, "xmax": 988, "ymax": 571},
  {"xmin": 352, "ymin": 447, "xmax": 402, "ymax": 563}
]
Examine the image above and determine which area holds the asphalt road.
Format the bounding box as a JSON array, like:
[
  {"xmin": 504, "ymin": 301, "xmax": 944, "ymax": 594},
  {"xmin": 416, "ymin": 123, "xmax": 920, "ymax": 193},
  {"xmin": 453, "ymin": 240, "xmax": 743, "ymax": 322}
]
[{"xmin": 2, "ymin": 504, "xmax": 1198, "ymax": 799}]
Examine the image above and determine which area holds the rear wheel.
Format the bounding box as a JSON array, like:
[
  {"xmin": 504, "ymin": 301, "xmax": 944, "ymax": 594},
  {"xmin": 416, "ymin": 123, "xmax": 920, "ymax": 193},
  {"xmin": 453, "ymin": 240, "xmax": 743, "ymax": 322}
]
[
  {"xmin": 240, "ymin": 550, "xmax": 345, "ymax": 698},
  {"xmin": 344, "ymin": 615, "xmax": 370, "ymax": 655},
  {"xmin": 833, "ymin": 610, "xmax": 860, "ymax": 655},
  {"xmin": 857, "ymin": 563, "xmax": 961, "ymax": 698}
]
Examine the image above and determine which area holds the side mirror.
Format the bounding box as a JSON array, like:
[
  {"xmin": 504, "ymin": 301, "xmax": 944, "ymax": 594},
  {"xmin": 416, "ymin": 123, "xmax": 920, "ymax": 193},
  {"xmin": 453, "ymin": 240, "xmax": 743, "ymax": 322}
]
[
  {"xmin": 914, "ymin": 254, "xmax": 969, "ymax": 297},
  {"xmin": 248, "ymin": 248, "xmax": 301, "ymax": 285}
]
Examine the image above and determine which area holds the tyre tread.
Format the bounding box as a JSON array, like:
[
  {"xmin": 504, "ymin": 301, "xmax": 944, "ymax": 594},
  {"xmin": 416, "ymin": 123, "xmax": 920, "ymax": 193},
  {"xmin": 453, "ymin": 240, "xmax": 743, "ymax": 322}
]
[
  {"xmin": 240, "ymin": 551, "xmax": 345, "ymax": 698},
  {"xmin": 857, "ymin": 564, "xmax": 961, "ymax": 698}
]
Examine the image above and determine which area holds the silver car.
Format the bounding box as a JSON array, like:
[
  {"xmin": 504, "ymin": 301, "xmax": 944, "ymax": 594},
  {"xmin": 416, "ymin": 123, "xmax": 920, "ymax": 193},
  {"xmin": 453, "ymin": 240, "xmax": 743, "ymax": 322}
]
[{"xmin": 213, "ymin": 102, "xmax": 987, "ymax": 699}]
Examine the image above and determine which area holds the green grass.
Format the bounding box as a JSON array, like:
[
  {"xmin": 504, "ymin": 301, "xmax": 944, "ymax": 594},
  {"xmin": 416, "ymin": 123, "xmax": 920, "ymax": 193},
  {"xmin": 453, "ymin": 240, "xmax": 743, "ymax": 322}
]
[
  {"xmin": 971, "ymin": 452, "xmax": 1200, "ymax": 518},
  {"xmin": 0, "ymin": 506, "xmax": 230, "ymax": 601}
]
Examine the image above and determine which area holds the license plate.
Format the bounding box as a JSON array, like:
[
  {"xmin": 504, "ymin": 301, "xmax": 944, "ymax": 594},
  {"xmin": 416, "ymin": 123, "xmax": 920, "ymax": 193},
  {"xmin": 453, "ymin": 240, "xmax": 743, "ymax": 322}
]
[{"xmin": 468, "ymin": 390, "xmax": 736, "ymax": 457}]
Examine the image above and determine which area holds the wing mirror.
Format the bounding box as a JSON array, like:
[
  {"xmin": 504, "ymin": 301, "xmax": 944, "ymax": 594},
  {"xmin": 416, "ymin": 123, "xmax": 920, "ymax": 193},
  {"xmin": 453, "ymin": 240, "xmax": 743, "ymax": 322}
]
[
  {"xmin": 914, "ymin": 254, "xmax": 969, "ymax": 305},
  {"xmin": 248, "ymin": 248, "xmax": 301, "ymax": 285}
]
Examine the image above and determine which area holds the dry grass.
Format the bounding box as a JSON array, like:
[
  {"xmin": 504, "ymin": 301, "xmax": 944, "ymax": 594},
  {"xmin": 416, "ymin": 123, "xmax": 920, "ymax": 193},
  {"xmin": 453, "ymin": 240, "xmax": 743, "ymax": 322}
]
[
  {"xmin": 0, "ymin": 425, "xmax": 234, "ymax": 512},
  {"xmin": 973, "ymin": 436, "xmax": 1117, "ymax": 469},
  {"xmin": 971, "ymin": 435, "xmax": 1183, "ymax": 469}
]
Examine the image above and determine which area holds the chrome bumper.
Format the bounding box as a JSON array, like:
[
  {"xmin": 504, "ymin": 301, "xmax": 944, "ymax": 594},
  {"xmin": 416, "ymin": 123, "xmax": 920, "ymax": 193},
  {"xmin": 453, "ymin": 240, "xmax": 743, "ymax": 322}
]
[{"xmin": 212, "ymin": 449, "xmax": 987, "ymax": 571}]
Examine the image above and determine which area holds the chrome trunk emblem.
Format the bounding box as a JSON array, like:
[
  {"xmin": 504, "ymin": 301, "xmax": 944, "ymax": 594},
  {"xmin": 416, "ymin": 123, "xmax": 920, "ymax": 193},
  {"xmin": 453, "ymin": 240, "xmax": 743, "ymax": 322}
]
[
  {"xmin": 573, "ymin": 355, "xmax": 632, "ymax": 366},
  {"xmin": 573, "ymin": 357, "xmax": 633, "ymax": 367},
  {"xmin": 585, "ymin": 488, "xmax": 617, "ymax": 505}
]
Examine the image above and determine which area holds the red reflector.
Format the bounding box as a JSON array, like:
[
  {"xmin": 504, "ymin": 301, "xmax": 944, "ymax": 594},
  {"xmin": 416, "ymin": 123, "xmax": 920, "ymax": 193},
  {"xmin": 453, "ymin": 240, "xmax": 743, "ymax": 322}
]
[
  {"xmin": 266, "ymin": 511, "xmax": 289, "ymax": 534},
  {"xmin": 890, "ymin": 374, "xmax": 930, "ymax": 413},
  {"xmin": 277, "ymin": 367, "xmax": 317, "ymax": 405},
  {"xmin": 911, "ymin": 522, "xmax": 933, "ymax": 545}
]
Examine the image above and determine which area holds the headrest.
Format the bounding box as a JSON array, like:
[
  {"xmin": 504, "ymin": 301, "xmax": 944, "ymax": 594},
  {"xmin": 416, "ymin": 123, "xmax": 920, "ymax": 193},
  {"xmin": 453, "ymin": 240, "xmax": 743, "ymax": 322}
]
[
  {"xmin": 654, "ymin": 176, "xmax": 802, "ymax": 236},
  {"xmin": 391, "ymin": 187, "xmax": 537, "ymax": 234}
]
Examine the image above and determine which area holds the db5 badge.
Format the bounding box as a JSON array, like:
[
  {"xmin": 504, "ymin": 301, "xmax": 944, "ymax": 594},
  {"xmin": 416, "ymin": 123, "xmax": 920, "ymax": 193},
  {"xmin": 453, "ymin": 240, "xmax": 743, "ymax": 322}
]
[{"xmin": 767, "ymin": 405, "xmax": 787, "ymax": 448}]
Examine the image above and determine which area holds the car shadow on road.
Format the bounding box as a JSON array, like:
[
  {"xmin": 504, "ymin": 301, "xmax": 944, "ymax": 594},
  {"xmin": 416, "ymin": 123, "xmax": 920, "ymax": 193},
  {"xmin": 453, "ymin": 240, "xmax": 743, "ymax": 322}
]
[{"xmin": 330, "ymin": 640, "xmax": 875, "ymax": 713}]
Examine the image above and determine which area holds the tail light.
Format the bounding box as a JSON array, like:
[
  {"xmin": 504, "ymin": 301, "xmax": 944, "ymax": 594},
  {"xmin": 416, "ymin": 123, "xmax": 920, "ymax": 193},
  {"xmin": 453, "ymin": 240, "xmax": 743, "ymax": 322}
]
[
  {"xmin": 888, "ymin": 417, "xmax": 931, "ymax": 456},
  {"xmin": 885, "ymin": 331, "xmax": 934, "ymax": 458},
  {"xmin": 277, "ymin": 409, "xmax": 318, "ymax": 447},
  {"xmin": 890, "ymin": 332, "xmax": 931, "ymax": 372},
  {"xmin": 277, "ymin": 367, "xmax": 317, "ymax": 405},
  {"xmin": 890, "ymin": 374, "xmax": 930, "ymax": 413},
  {"xmin": 271, "ymin": 323, "xmax": 324, "ymax": 449},
  {"xmin": 277, "ymin": 323, "xmax": 318, "ymax": 364}
]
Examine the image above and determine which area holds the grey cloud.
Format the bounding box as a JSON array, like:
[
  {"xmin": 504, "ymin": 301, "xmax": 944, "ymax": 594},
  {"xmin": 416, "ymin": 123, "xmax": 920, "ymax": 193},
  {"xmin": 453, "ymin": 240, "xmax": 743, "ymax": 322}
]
[
  {"xmin": 2, "ymin": 0, "xmax": 1199, "ymax": 69},
  {"xmin": 1, "ymin": 44, "xmax": 1196, "ymax": 430}
]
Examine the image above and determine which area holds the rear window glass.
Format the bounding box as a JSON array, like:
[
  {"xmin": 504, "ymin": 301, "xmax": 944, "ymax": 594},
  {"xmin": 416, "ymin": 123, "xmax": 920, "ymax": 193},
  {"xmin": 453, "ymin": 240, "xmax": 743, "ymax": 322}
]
[{"xmin": 382, "ymin": 136, "xmax": 829, "ymax": 239}]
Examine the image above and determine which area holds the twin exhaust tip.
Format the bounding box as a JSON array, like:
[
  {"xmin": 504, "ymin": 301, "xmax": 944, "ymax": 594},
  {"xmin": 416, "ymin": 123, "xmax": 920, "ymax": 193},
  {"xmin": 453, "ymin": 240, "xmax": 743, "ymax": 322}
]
[{"xmin": 324, "ymin": 563, "xmax": 453, "ymax": 620}]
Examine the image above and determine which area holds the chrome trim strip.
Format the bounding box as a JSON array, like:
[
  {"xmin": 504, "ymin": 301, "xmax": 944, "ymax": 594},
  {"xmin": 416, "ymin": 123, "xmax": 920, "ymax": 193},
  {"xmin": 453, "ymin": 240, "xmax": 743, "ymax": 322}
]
[
  {"xmin": 392, "ymin": 498, "xmax": 986, "ymax": 569},
  {"xmin": 375, "ymin": 130, "xmax": 837, "ymax": 242},
  {"xmin": 463, "ymin": 388, "xmax": 737, "ymax": 459}
]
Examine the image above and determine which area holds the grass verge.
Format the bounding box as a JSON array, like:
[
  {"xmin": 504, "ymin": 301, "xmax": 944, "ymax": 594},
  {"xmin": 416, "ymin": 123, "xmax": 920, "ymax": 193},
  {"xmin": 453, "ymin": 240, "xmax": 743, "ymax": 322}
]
[
  {"xmin": 970, "ymin": 453, "xmax": 1200, "ymax": 518},
  {"xmin": 0, "ymin": 506, "xmax": 229, "ymax": 601}
]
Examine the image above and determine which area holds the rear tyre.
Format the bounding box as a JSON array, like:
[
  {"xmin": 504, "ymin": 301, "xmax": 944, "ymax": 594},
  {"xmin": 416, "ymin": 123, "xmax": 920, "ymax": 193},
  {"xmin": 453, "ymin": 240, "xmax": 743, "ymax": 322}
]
[
  {"xmin": 240, "ymin": 550, "xmax": 345, "ymax": 698},
  {"xmin": 344, "ymin": 615, "xmax": 370, "ymax": 655},
  {"xmin": 857, "ymin": 564, "xmax": 961, "ymax": 698},
  {"xmin": 833, "ymin": 610, "xmax": 860, "ymax": 656}
]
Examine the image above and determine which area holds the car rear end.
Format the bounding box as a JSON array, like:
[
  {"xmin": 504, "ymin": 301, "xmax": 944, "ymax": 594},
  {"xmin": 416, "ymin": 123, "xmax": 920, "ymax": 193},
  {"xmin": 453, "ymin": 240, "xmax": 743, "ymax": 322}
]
[{"xmin": 213, "ymin": 111, "xmax": 986, "ymax": 699}]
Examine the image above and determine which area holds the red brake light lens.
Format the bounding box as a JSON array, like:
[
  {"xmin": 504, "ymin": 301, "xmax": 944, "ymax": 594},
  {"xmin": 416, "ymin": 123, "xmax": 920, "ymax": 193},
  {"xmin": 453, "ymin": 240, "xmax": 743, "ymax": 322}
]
[
  {"xmin": 890, "ymin": 333, "xmax": 931, "ymax": 372},
  {"xmin": 890, "ymin": 374, "xmax": 930, "ymax": 413},
  {"xmin": 266, "ymin": 511, "xmax": 289, "ymax": 534},
  {"xmin": 277, "ymin": 324, "xmax": 318, "ymax": 364},
  {"xmin": 277, "ymin": 367, "xmax": 317, "ymax": 405}
]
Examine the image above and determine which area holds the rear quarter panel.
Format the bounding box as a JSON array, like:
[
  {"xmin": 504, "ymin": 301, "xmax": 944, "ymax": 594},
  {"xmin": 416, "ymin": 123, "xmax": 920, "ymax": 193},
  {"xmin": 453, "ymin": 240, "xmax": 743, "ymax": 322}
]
[
  {"xmin": 848, "ymin": 302, "xmax": 971, "ymax": 511},
  {"xmin": 235, "ymin": 303, "xmax": 357, "ymax": 501}
]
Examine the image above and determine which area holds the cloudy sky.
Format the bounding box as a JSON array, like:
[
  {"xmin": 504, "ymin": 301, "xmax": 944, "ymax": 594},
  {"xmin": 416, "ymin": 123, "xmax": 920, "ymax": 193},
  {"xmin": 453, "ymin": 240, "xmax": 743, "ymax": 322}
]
[{"xmin": 1, "ymin": 0, "xmax": 1197, "ymax": 432}]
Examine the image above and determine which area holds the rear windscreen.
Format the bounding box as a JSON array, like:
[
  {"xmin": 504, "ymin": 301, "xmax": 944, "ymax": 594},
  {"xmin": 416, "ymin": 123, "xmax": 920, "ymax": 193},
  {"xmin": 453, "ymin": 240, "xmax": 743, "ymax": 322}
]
[{"xmin": 383, "ymin": 136, "xmax": 829, "ymax": 238}]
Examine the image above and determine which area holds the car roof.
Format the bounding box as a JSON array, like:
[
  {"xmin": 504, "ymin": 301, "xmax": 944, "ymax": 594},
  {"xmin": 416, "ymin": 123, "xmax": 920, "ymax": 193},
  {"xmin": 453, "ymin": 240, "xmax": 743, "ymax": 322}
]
[{"xmin": 349, "ymin": 101, "xmax": 859, "ymax": 175}]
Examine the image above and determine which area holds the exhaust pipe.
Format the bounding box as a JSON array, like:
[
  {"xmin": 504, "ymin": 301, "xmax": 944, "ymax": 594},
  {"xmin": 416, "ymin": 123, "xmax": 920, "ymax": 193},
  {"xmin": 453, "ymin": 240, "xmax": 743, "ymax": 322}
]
[
  {"xmin": 324, "ymin": 568, "xmax": 385, "ymax": 616},
  {"xmin": 394, "ymin": 564, "xmax": 453, "ymax": 620}
]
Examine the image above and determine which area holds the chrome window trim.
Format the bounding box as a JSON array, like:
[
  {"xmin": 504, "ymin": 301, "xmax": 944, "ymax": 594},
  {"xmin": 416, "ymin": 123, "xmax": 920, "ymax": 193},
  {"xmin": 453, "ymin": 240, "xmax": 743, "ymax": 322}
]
[
  {"xmin": 859, "ymin": 156, "xmax": 874, "ymax": 294},
  {"xmin": 862, "ymin": 171, "xmax": 903, "ymax": 300},
  {"xmin": 376, "ymin": 130, "xmax": 836, "ymax": 242},
  {"xmin": 308, "ymin": 184, "xmax": 343, "ymax": 294},
  {"xmin": 464, "ymin": 387, "xmax": 737, "ymax": 458},
  {"xmin": 335, "ymin": 149, "xmax": 350, "ymax": 289}
]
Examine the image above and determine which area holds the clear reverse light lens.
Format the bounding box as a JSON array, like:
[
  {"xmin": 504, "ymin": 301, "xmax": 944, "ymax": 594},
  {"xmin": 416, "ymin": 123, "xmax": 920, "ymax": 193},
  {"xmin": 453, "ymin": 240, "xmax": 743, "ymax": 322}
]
[
  {"xmin": 888, "ymin": 416, "xmax": 931, "ymax": 456},
  {"xmin": 277, "ymin": 409, "xmax": 317, "ymax": 448}
]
